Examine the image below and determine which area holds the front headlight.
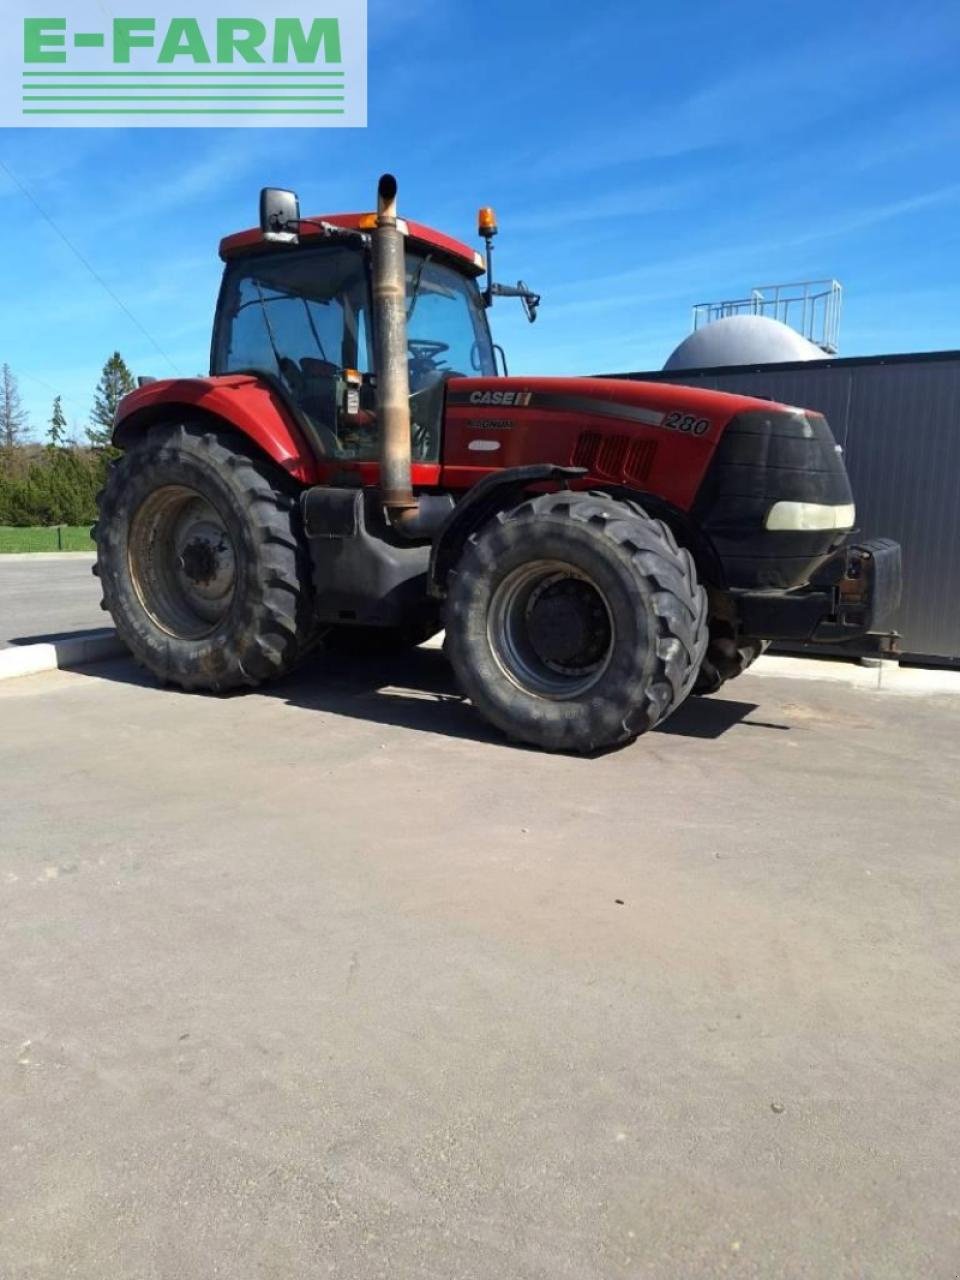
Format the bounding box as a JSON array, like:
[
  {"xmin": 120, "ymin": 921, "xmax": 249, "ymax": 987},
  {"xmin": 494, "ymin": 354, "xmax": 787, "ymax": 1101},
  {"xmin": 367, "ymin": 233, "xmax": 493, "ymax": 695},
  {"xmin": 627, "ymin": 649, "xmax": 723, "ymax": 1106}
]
[{"xmin": 764, "ymin": 501, "xmax": 856, "ymax": 532}]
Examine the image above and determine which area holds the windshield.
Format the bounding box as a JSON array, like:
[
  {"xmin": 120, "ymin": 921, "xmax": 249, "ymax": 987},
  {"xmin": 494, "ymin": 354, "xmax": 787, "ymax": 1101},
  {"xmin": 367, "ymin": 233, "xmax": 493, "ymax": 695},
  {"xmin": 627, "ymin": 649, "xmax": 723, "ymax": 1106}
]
[
  {"xmin": 212, "ymin": 243, "xmax": 494, "ymax": 461},
  {"xmin": 405, "ymin": 253, "xmax": 495, "ymax": 380}
]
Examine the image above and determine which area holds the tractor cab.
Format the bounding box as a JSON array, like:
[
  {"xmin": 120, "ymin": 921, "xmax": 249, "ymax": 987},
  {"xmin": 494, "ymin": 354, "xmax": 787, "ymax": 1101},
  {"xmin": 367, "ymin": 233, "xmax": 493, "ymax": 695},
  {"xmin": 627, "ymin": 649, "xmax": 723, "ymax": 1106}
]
[{"xmin": 213, "ymin": 208, "xmax": 502, "ymax": 462}]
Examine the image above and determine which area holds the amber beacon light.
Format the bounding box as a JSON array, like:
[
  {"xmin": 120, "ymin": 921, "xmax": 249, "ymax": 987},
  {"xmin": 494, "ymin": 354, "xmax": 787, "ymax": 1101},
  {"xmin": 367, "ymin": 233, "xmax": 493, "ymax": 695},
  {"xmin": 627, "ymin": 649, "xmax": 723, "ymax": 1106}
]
[{"xmin": 478, "ymin": 206, "xmax": 498, "ymax": 238}]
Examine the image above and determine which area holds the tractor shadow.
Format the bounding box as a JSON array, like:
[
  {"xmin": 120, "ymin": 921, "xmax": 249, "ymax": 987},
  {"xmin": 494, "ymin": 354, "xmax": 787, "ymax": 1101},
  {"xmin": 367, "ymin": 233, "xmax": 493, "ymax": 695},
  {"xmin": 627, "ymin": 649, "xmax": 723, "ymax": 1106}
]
[
  {"xmin": 271, "ymin": 647, "xmax": 504, "ymax": 746},
  {"xmin": 268, "ymin": 644, "xmax": 770, "ymax": 748},
  {"xmin": 67, "ymin": 639, "xmax": 778, "ymax": 750},
  {"xmin": 7, "ymin": 627, "xmax": 113, "ymax": 646}
]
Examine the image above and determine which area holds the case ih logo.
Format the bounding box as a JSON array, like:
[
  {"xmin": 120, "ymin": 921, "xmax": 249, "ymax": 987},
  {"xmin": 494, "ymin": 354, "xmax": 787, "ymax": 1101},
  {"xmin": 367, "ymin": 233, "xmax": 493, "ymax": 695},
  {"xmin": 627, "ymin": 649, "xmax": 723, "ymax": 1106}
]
[
  {"xmin": 2, "ymin": 2, "xmax": 366, "ymax": 128},
  {"xmin": 470, "ymin": 390, "xmax": 533, "ymax": 407}
]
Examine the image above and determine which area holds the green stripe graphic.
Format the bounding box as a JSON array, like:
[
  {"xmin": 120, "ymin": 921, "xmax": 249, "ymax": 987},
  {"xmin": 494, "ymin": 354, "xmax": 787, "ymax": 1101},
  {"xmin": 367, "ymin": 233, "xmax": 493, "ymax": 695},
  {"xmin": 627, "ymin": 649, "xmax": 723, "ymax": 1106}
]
[
  {"xmin": 23, "ymin": 108, "xmax": 346, "ymax": 114},
  {"xmin": 22, "ymin": 87, "xmax": 347, "ymax": 92},
  {"xmin": 24, "ymin": 95, "xmax": 345, "ymax": 101},
  {"xmin": 20, "ymin": 66, "xmax": 352, "ymax": 117},
  {"xmin": 22, "ymin": 70, "xmax": 344, "ymax": 77}
]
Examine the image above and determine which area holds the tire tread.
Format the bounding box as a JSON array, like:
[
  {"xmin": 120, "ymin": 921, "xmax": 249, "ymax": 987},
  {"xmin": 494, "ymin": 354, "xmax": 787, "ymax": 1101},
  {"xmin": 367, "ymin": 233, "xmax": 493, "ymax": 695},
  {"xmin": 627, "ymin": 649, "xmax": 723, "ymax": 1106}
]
[
  {"xmin": 447, "ymin": 489, "xmax": 708, "ymax": 752},
  {"xmin": 93, "ymin": 420, "xmax": 315, "ymax": 692}
]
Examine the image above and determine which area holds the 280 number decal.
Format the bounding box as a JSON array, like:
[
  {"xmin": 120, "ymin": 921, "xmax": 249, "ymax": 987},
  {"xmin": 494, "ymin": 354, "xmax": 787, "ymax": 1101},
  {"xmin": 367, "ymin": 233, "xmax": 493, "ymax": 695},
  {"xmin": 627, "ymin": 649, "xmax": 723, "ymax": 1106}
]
[{"xmin": 663, "ymin": 410, "xmax": 710, "ymax": 436}]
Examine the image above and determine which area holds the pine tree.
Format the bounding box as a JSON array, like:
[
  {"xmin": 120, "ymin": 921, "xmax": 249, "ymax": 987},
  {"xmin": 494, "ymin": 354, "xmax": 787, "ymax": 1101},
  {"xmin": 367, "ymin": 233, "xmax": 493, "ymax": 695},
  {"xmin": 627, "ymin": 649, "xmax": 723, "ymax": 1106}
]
[
  {"xmin": 88, "ymin": 351, "xmax": 135, "ymax": 447},
  {"xmin": 1, "ymin": 363, "xmax": 29, "ymax": 448},
  {"xmin": 47, "ymin": 395, "xmax": 67, "ymax": 448}
]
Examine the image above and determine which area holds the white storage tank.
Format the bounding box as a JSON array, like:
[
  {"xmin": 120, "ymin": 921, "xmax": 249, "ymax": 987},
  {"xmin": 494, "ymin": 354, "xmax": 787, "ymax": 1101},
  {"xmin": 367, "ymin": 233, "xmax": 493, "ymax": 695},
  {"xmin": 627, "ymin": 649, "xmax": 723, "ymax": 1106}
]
[{"xmin": 664, "ymin": 315, "xmax": 829, "ymax": 371}]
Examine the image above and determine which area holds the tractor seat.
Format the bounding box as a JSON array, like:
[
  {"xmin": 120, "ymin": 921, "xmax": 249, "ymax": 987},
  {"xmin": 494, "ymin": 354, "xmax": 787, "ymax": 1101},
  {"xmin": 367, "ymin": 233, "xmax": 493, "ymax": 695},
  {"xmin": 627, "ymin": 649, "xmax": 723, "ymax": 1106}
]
[{"xmin": 298, "ymin": 363, "xmax": 341, "ymax": 450}]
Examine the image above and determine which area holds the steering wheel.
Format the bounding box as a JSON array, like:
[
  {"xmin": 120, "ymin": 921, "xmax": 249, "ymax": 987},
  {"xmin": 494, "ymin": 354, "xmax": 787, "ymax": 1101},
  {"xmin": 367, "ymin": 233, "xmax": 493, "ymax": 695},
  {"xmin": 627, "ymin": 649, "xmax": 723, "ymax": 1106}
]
[{"xmin": 408, "ymin": 339, "xmax": 450, "ymax": 363}]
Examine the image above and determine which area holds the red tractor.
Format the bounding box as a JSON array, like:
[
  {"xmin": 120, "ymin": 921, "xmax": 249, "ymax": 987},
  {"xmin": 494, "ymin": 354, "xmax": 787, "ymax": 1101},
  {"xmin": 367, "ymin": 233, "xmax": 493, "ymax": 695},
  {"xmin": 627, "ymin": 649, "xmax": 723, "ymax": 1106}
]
[{"xmin": 94, "ymin": 174, "xmax": 901, "ymax": 752}]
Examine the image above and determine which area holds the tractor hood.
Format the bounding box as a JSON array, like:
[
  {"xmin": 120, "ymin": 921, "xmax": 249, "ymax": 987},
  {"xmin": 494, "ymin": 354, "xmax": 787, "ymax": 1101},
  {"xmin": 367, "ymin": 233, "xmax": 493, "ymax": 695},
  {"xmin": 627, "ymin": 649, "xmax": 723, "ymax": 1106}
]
[
  {"xmin": 445, "ymin": 375, "xmax": 780, "ymax": 428},
  {"xmin": 442, "ymin": 375, "xmax": 798, "ymax": 511}
]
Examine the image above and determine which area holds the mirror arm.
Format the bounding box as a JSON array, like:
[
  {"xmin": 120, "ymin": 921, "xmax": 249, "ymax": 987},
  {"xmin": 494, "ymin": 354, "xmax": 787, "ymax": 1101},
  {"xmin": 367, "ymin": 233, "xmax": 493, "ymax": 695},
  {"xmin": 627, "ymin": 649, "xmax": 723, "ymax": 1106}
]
[
  {"xmin": 489, "ymin": 281, "xmax": 540, "ymax": 323},
  {"xmin": 299, "ymin": 218, "xmax": 370, "ymax": 247}
]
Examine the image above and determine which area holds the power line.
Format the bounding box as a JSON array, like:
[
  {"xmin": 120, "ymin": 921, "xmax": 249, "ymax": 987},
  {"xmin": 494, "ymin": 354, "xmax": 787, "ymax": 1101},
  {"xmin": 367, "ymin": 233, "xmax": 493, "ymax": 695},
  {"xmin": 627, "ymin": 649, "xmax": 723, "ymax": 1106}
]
[
  {"xmin": 16, "ymin": 369, "xmax": 87, "ymax": 417},
  {"xmin": 0, "ymin": 155, "xmax": 182, "ymax": 375}
]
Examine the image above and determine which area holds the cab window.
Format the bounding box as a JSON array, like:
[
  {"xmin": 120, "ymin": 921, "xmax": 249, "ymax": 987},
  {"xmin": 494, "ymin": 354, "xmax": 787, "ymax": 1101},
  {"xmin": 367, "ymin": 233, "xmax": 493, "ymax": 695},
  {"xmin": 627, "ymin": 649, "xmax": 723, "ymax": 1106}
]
[
  {"xmin": 406, "ymin": 255, "xmax": 495, "ymax": 380},
  {"xmin": 212, "ymin": 245, "xmax": 373, "ymax": 457}
]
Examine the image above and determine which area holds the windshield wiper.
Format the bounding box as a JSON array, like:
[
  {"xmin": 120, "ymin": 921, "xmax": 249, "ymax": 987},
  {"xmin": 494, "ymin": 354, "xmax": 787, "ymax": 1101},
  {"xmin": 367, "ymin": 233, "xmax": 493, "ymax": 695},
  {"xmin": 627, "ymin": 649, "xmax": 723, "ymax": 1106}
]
[
  {"xmin": 253, "ymin": 279, "xmax": 287, "ymax": 378},
  {"xmin": 300, "ymin": 298, "xmax": 330, "ymax": 364},
  {"xmin": 406, "ymin": 253, "xmax": 433, "ymax": 323},
  {"xmin": 244, "ymin": 283, "xmax": 331, "ymax": 365}
]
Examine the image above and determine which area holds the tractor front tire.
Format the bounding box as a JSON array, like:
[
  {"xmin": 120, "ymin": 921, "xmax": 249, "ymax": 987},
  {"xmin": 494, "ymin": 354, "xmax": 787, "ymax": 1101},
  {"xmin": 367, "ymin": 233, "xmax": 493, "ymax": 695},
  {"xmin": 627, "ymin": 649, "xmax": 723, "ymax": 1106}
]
[
  {"xmin": 444, "ymin": 491, "xmax": 708, "ymax": 753},
  {"xmin": 94, "ymin": 422, "xmax": 315, "ymax": 692}
]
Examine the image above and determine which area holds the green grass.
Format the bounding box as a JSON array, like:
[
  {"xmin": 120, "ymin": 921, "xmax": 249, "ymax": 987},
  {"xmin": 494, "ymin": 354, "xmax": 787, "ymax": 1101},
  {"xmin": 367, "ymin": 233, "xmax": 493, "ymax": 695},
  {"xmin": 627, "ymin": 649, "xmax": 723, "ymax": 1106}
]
[{"xmin": 0, "ymin": 525, "xmax": 95, "ymax": 553}]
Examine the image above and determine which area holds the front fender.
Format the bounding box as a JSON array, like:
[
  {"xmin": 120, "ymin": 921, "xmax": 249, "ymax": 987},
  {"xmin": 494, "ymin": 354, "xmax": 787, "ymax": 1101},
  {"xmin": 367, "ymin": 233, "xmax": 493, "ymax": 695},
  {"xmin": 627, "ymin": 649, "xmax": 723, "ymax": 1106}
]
[
  {"xmin": 428, "ymin": 464, "xmax": 585, "ymax": 596},
  {"xmin": 112, "ymin": 375, "xmax": 321, "ymax": 484}
]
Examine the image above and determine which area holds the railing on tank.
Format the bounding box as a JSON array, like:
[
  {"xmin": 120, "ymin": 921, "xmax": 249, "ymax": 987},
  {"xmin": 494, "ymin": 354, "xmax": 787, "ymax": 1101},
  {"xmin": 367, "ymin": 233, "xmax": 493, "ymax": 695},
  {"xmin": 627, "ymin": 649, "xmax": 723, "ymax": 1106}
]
[{"xmin": 692, "ymin": 279, "xmax": 843, "ymax": 354}]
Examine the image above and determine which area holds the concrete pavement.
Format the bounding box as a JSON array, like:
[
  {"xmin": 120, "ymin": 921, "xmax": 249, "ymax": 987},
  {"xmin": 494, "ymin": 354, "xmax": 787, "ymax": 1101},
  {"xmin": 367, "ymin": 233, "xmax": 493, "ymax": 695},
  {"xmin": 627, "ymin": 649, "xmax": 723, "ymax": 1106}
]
[
  {"xmin": 2, "ymin": 649, "xmax": 960, "ymax": 1278},
  {"xmin": 0, "ymin": 553, "xmax": 103, "ymax": 648}
]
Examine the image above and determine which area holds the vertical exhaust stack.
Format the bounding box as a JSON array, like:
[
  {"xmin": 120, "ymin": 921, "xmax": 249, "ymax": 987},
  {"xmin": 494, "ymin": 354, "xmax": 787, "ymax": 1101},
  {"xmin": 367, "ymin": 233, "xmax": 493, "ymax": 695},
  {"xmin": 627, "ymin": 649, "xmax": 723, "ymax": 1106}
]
[{"xmin": 372, "ymin": 173, "xmax": 417, "ymax": 517}]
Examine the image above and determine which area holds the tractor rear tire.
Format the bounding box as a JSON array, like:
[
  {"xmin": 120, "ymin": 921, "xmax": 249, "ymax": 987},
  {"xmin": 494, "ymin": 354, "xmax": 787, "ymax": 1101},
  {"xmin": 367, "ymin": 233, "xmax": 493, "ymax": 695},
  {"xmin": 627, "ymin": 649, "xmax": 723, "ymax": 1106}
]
[
  {"xmin": 693, "ymin": 622, "xmax": 768, "ymax": 695},
  {"xmin": 444, "ymin": 491, "xmax": 708, "ymax": 753},
  {"xmin": 94, "ymin": 422, "xmax": 316, "ymax": 692}
]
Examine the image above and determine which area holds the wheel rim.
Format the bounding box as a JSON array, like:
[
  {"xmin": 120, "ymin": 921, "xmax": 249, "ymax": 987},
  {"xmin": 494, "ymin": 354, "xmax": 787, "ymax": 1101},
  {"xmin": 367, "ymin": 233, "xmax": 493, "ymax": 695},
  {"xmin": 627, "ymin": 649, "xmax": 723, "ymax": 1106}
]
[
  {"xmin": 128, "ymin": 485, "xmax": 237, "ymax": 639},
  {"xmin": 487, "ymin": 559, "xmax": 615, "ymax": 699}
]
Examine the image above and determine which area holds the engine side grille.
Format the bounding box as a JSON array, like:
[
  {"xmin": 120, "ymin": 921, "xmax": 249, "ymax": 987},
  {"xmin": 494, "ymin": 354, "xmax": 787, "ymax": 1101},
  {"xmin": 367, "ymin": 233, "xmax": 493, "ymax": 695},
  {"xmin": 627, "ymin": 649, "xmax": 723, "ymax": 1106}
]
[
  {"xmin": 625, "ymin": 439, "xmax": 657, "ymax": 485},
  {"xmin": 572, "ymin": 431, "xmax": 601, "ymax": 469},
  {"xmin": 572, "ymin": 431, "xmax": 657, "ymax": 485},
  {"xmin": 595, "ymin": 434, "xmax": 629, "ymax": 478}
]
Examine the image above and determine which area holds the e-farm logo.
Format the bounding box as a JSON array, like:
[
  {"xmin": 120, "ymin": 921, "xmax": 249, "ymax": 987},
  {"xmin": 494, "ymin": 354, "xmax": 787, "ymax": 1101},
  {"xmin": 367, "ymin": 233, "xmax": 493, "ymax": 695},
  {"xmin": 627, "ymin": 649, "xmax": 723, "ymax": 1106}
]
[{"xmin": 2, "ymin": 2, "xmax": 366, "ymax": 127}]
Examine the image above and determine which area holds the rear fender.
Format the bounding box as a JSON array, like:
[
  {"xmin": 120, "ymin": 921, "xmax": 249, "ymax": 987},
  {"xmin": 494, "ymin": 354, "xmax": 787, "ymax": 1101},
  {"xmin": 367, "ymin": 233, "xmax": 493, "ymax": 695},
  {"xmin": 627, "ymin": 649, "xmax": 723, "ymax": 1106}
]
[{"xmin": 112, "ymin": 375, "xmax": 321, "ymax": 485}]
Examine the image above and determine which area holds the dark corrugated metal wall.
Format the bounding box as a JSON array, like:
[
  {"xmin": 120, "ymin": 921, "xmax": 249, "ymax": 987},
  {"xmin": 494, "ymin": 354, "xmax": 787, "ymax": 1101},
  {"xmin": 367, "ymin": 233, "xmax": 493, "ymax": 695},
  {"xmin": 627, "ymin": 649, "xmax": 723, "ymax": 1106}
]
[{"xmin": 615, "ymin": 354, "xmax": 960, "ymax": 662}]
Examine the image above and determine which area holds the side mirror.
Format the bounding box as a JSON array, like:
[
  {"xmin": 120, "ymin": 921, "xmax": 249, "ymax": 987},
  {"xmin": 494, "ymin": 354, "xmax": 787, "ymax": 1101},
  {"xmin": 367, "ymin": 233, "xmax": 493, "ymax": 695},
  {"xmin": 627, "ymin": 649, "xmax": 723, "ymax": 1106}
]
[{"xmin": 260, "ymin": 188, "xmax": 300, "ymax": 243}]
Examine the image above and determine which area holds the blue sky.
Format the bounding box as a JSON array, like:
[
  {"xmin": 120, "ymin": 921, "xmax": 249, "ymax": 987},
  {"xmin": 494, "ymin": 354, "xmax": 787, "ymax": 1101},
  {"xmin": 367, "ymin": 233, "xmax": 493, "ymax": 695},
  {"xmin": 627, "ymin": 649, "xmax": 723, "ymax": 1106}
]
[{"xmin": 1, "ymin": 0, "xmax": 959, "ymax": 437}]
